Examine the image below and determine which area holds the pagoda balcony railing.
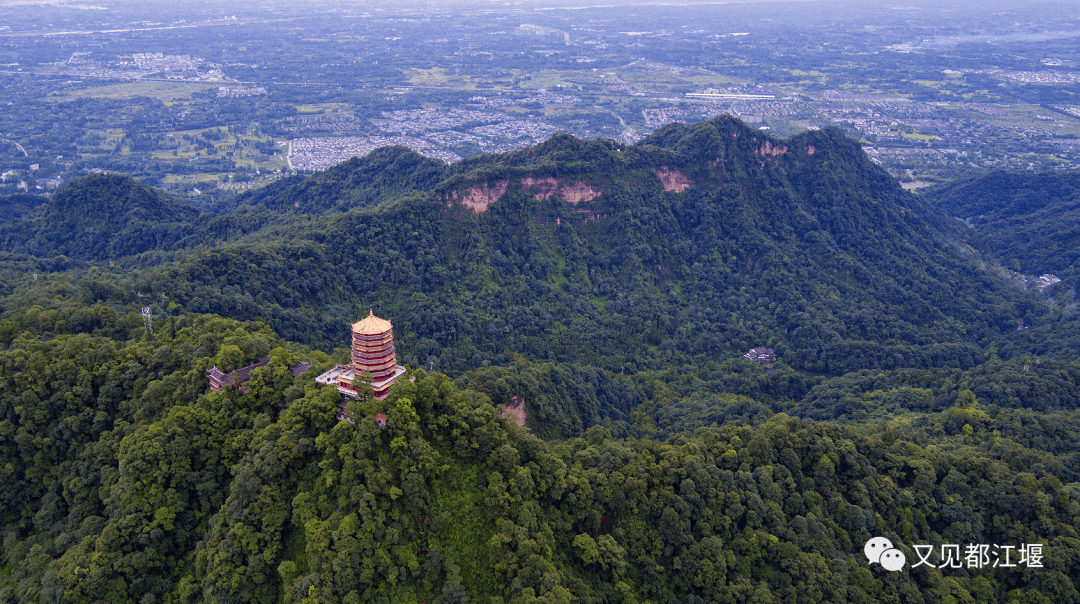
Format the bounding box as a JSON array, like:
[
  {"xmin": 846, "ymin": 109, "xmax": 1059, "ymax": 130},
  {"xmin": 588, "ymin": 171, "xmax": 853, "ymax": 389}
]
[
  {"xmin": 353, "ymin": 334, "xmax": 394, "ymax": 342},
  {"xmin": 336, "ymin": 383, "xmax": 367, "ymax": 399},
  {"xmin": 352, "ymin": 354, "xmax": 397, "ymax": 364},
  {"xmin": 352, "ymin": 333, "xmax": 394, "ymax": 343},
  {"xmin": 353, "ymin": 343, "xmax": 393, "ymax": 352},
  {"xmin": 353, "ymin": 354, "xmax": 396, "ymax": 361},
  {"xmin": 354, "ymin": 372, "xmax": 397, "ymax": 381},
  {"xmin": 353, "ymin": 351, "xmax": 395, "ymax": 360},
  {"xmin": 353, "ymin": 359, "xmax": 397, "ymax": 370}
]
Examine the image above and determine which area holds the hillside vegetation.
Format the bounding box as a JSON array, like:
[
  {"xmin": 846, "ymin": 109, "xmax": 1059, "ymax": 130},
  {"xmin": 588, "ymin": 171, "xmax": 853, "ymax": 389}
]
[
  {"xmin": 1, "ymin": 117, "xmax": 1078, "ymax": 603},
  {"xmin": 0, "ymin": 307, "xmax": 1077, "ymax": 604},
  {"xmin": 3, "ymin": 118, "xmax": 1051, "ymax": 374},
  {"xmin": 923, "ymin": 170, "xmax": 1080, "ymax": 280}
]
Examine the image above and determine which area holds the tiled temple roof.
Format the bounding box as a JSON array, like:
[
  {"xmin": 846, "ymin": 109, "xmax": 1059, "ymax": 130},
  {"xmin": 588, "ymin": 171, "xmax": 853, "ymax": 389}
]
[{"xmin": 352, "ymin": 309, "xmax": 393, "ymax": 335}]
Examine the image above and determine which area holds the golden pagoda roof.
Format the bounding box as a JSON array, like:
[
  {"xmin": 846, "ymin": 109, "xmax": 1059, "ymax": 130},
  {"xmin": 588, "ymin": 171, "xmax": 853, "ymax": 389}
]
[{"xmin": 352, "ymin": 309, "xmax": 393, "ymax": 335}]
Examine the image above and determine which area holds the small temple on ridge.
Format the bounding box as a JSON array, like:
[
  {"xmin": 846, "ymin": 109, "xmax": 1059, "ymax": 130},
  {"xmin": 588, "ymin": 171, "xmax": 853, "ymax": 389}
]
[
  {"xmin": 207, "ymin": 356, "xmax": 311, "ymax": 394},
  {"xmin": 315, "ymin": 309, "xmax": 407, "ymax": 403}
]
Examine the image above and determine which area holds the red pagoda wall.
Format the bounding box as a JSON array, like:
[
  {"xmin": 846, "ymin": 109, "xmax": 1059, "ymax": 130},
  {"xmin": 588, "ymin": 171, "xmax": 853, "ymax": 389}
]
[{"xmin": 351, "ymin": 329, "xmax": 397, "ymax": 381}]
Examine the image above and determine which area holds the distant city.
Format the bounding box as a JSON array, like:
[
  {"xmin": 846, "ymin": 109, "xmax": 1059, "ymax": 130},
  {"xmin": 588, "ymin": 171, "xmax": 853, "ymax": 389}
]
[{"xmin": 1, "ymin": 0, "xmax": 1079, "ymax": 204}]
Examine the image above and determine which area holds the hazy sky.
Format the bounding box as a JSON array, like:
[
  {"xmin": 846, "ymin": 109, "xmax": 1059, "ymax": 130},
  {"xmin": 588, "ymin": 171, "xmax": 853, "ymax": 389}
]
[
  {"xmin": 0, "ymin": 0, "xmax": 1068, "ymax": 24},
  {"xmin": 0, "ymin": 0, "xmax": 1029, "ymax": 7}
]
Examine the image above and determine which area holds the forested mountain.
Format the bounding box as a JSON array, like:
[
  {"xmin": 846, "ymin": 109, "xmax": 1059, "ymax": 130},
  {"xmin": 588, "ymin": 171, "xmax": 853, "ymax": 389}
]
[
  {"xmin": 230, "ymin": 145, "xmax": 450, "ymax": 214},
  {"xmin": 0, "ymin": 192, "xmax": 47, "ymax": 222},
  {"xmin": 0, "ymin": 173, "xmax": 202, "ymax": 260},
  {"xmin": 923, "ymin": 170, "xmax": 1080, "ymax": 280},
  {"xmin": 2, "ymin": 117, "xmax": 1079, "ymax": 603},
  {"xmin": 0, "ymin": 307, "xmax": 1077, "ymax": 604},
  {"xmin": 5, "ymin": 116, "xmax": 1045, "ymax": 377}
]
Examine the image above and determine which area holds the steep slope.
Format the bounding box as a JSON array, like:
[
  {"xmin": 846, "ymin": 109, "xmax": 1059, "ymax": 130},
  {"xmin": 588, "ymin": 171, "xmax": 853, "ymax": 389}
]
[
  {"xmin": 1, "ymin": 120, "xmax": 1078, "ymax": 604},
  {"xmin": 128, "ymin": 116, "xmax": 1038, "ymax": 375}
]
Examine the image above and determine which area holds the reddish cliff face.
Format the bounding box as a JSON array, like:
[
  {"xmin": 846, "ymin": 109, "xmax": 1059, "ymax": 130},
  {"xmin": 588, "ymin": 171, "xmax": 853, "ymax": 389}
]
[
  {"xmin": 522, "ymin": 176, "xmax": 603, "ymax": 203},
  {"xmin": 758, "ymin": 140, "xmax": 788, "ymax": 158},
  {"xmin": 501, "ymin": 395, "xmax": 528, "ymax": 429},
  {"xmin": 520, "ymin": 176, "xmax": 559, "ymax": 200},
  {"xmin": 442, "ymin": 177, "xmax": 604, "ymax": 213},
  {"xmin": 442, "ymin": 180, "xmax": 509, "ymax": 213},
  {"xmin": 653, "ymin": 167, "xmax": 693, "ymax": 193}
]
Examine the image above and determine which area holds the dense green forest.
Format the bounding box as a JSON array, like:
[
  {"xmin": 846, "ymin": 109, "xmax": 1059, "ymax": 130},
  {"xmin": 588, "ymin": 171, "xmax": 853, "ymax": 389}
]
[
  {"xmin": 0, "ymin": 305, "xmax": 1078, "ymax": 603},
  {"xmin": 923, "ymin": 171, "xmax": 1080, "ymax": 281},
  {"xmin": 1, "ymin": 117, "xmax": 1079, "ymax": 602},
  {"xmin": 0, "ymin": 118, "xmax": 1059, "ymax": 374}
]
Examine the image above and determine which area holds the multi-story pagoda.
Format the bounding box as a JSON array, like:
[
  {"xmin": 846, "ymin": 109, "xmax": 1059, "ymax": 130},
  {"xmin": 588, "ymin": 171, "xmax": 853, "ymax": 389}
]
[{"xmin": 316, "ymin": 309, "xmax": 406, "ymax": 402}]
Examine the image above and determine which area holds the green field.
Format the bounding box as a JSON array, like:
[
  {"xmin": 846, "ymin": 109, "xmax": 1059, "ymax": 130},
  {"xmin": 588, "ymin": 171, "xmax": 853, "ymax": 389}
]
[
  {"xmin": 404, "ymin": 67, "xmax": 484, "ymax": 89},
  {"xmin": 54, "ymin": 81, "xmax": 217, "ymax": 102},
  {"xmin": 295, "ymin": 102, "xmax": 352, "ymax": 113}
]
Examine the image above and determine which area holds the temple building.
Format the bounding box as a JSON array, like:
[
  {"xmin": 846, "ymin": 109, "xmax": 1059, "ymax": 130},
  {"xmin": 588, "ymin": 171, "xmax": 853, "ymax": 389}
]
[
  {"xmin": 316, "ymin": 309, "xmax": 407, "ymax": 402},
  {"xmin": 207, "ymin": 357, "xmax": 311, "ymax": 394},
  {"xmin": 743, "ymin": 347, "xmax": 776, "ymax": 373},
  {"xmin": 744, "ymin": 347, "xmax": 775, "ymax": 364}
]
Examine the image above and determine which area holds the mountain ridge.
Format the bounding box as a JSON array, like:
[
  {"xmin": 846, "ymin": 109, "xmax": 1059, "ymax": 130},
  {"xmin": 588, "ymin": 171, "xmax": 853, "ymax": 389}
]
[
  {"xmin": 89, "ymin": 116, "xmax": 1040, "ymax": 378},
  {"xmin": 0, "ymin": 117, "xmax": 1052, "ymax": 376}
]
